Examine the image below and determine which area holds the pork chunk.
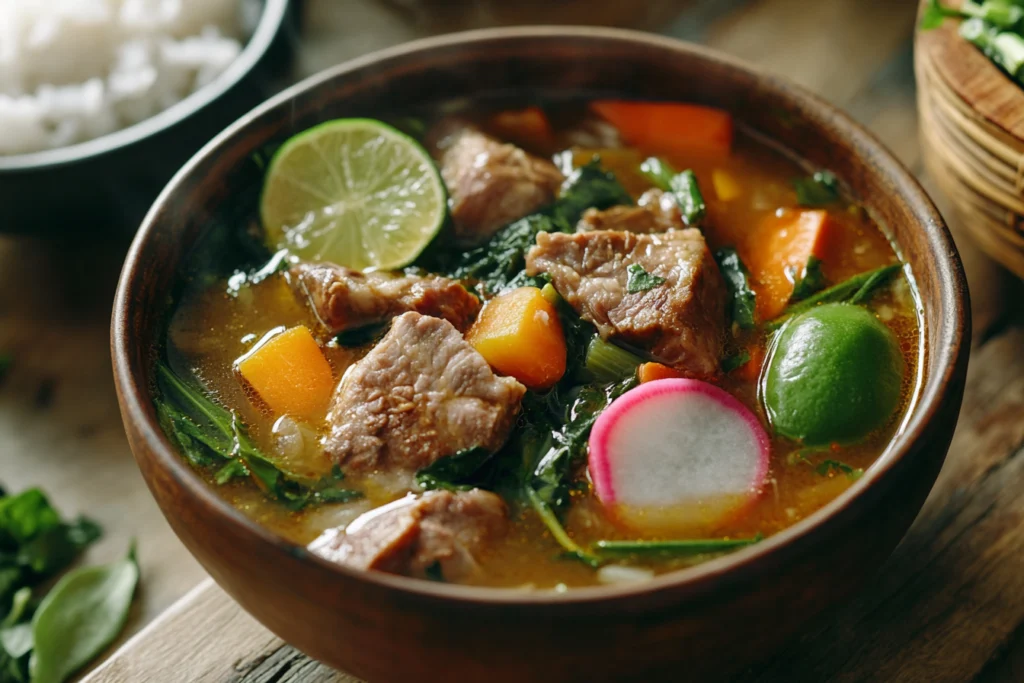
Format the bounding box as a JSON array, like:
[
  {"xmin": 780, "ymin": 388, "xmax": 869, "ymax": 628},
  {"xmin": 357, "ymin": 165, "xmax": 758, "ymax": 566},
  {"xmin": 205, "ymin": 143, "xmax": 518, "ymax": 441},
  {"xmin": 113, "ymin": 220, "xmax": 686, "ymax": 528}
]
[
  {"xmin": 428, "ymin": 118, "xmax": 564, "ymax": 246},
  {"xmin": 309, "ymin": 489, "xmax": 508, "ymax": 581},
  {"xmin": 323, "ymin": 312, "xmax": 526, "ymax": 474},
  {"xmin": 290, "ymin": 262, "xmax": 480, "ymax": 334},
  {"xmin": 577, "ymin": 189, "xmax": 684, "ymax": 234},
  {"xmin": 525, "ymin": 230, "xmax": 726, "ymax": 377}
]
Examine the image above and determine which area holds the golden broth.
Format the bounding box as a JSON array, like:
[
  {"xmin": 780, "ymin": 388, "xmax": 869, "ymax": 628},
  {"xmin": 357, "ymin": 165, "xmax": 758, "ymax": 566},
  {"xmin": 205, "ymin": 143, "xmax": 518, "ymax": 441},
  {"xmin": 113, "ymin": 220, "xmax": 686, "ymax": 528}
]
[{"xmin": 165, "ymin": 107, "xmax": 921, "ymax": 589}]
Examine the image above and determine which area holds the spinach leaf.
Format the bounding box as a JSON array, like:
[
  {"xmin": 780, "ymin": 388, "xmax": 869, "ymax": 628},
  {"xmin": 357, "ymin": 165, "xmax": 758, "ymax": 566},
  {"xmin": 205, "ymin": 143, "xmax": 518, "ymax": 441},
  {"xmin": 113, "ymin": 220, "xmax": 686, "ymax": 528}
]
[
  {"xmin": 721, "ymin": 350, "xmax": 752, "ymax": 374},
  {"xmin": 416, "ymin": 447, "xmax": 494, "ymax": 492},
  {"xmin": 155, "ymin": 363, "xmax": 362, "ymax": 510},
  {"xmin": 793, "ymin": 171, "xmax": 840, "ymax": 207},
  {"xmin": 790, "ymin": 256, "xmax": 827, "ymax": 301},
  {"xmin": 0, "ymin": 490, "xmax": 61, "ymax": 547},
  {"xmin": 30, "ymin": 545, "xmax": 139, "ymax": 683},
  {"xmin": 766, "ymin": 263, "xmax": 901, "ymax": 329},
  {"xmin": 641, "ymin": 158, "xmax": 706, "ymax": 225},
  {"xmin": 625, "ymin": 264, "xmax": 666, "ymax": 293},
  {"xmin": 593, "ymin": 534, "xmax": 763, "ymax": 557},
  {"xmin": 714, "ymin": 248, "xmax": 757, "ymax": 329},
  {"xmin": 423, "ymin": 163, "xmax": 631, "ymax": 293},
  {"xmin": 335, "ymin": 322, "xmax": 388, "ymax": 348}
]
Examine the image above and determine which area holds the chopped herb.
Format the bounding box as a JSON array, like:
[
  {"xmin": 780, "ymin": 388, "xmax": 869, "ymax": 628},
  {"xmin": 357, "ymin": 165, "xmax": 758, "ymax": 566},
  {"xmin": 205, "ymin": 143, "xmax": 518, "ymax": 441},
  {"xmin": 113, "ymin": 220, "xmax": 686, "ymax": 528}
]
[
  {"xmin": 593, "ymin": 533, "xmax": 763, "ymax": 557},
  {"xmin": 424, "ymin": 561, "xmax": 445, "ymax": 582},
  {"xmin": 793, "ymin": 171, "xmax": 840, "ymax": 207},
  {"xmin": 155, "ymin": 363, "xmax": 361, "ymax": 510},
  {"xmin": 721, "ymin": 350, "xmax": 752, "ymax": 374},
  {"xmin": 766, "ymin": 263, "xmax": 901, "ymax": 330},
  {"xmin": 641, "ymin": 158, "xmax": 706, "ymax": 225},
  {"xmin": 625, "ymin": 264, "xmax": 666, "ymax": 294},
  {"xmin": 416, "ymin": 447, "xmax": 494, "ymax": 492},
  {"xmin": 790, "ymin": 256, "xmax": 827, "ymax": 301},
  {"xmin": 715, "ymin": 248, "xmax": 757, "ymax": 329},
  {"xmin": 816, "ymin": 460, "xmax": 864, "ymax": 481}
]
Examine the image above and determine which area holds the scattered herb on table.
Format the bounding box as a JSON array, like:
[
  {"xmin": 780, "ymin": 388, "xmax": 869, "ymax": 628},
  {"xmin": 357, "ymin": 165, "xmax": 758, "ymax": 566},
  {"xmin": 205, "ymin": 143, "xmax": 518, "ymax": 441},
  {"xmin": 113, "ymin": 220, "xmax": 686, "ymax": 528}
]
[
  {"xmin": 793, "ymin": 171, "xmax": 840, "ymax": 207},
  {"xmin": 625, "ymin": 264, "xmax": 666, "ymax": 293},
  {"xmin": 715, "ymin": 248, "xmax": 758, "ymax": 329},
  {"xmin": 0, "ymin": 486, "xmax": 139, "ymax": 683},
  {"xmin": 640, "ymin": 157, "xmax": 706, "ymax": 225},
  {"xmin": 155, "ymin": 362, "xmax": 362, "ymax": 510}
]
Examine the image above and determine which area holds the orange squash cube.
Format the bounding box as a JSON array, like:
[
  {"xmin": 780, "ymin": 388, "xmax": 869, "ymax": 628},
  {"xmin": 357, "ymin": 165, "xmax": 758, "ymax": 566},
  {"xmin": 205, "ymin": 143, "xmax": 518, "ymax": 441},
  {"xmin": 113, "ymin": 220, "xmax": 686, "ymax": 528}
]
[{"xmin": 236, "ymin": 325, "xmax": 334, "ymax": 420}]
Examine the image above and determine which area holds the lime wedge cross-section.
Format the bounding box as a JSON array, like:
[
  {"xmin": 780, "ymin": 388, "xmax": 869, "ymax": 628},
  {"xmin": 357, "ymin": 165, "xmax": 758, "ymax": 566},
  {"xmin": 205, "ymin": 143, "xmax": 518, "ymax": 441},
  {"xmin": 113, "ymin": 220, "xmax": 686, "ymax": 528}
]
[{"xmin": 259, "ymin": 118, "xmax": 446, "ymax": 271}]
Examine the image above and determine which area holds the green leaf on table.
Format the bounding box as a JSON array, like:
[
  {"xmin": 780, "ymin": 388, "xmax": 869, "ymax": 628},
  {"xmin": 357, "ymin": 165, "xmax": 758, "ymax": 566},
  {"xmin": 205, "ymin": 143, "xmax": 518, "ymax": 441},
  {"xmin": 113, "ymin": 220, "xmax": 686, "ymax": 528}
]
[
  {"xmin": 625, "ymin": 264, "xmax": 666, "ymax": 293},
  {"xmin": 29, "ymin": 544, "xmax": 139, "ymax": 683}
]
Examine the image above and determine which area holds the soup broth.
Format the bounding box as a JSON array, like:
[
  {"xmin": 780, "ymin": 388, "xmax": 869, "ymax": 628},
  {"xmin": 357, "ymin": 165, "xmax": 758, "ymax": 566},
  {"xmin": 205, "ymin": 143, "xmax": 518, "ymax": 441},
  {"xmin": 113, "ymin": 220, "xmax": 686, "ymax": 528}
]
[{"xmin": 160, "ymin": 98, "xmax": 921, "ymax": 589}]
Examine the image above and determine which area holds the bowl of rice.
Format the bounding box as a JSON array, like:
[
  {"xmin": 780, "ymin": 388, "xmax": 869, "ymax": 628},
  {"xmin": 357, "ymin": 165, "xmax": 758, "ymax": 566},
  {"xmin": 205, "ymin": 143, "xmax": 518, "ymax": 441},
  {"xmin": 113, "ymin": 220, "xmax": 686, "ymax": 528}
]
[{"xmin": 0, "ymin": 0, "xmax": 292, "ymax": 235}]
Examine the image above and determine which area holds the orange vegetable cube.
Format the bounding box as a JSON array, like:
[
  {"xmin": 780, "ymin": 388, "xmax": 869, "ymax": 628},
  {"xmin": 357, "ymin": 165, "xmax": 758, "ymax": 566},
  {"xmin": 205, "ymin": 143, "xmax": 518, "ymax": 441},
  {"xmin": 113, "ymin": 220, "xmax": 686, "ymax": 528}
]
[
  {"xmin": 466, "ymin": 287, "xmax": 566, "ymax": 390},
  {"xmin": 236, "ymin": 325, "xmax": 334, "ymax": 420},
  {"xmin": 637, "ymin": 362, "xmax": 686, "ymax": 384},
  {"xmin": 590, "ymin": 100, "xmax": 733, "ymax": 159},
  {"xmin": 744, "ymin": 210, "xmax": 835, "ymax": 320}
]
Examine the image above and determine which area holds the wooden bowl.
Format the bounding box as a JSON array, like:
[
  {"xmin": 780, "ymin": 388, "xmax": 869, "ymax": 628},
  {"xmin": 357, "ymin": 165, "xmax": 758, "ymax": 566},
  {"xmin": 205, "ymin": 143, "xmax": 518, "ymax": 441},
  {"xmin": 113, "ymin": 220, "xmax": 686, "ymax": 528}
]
[
  {"xmin": 112, "ymin": 27, "xmax": 970, "ymax": 682},
  {"xmin": 916, "ymin": 2, "xmax": 1024, "ymax": 277}
]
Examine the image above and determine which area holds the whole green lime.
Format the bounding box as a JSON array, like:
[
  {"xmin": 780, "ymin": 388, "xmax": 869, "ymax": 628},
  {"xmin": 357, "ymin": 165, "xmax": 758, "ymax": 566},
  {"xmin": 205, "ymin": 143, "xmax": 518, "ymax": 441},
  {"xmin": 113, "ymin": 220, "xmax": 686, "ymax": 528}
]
[{"xmin": 764, "ymin": 303, "xmax": 905, "ymax": 445}]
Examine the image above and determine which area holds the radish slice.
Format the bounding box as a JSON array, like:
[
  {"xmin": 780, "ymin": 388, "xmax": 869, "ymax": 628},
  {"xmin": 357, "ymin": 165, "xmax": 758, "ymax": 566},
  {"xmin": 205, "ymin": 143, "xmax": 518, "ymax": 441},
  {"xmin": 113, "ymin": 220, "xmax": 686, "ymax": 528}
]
[{"xmin": 589, "ymin": 378, "xmax": 770, "ymax": 531}]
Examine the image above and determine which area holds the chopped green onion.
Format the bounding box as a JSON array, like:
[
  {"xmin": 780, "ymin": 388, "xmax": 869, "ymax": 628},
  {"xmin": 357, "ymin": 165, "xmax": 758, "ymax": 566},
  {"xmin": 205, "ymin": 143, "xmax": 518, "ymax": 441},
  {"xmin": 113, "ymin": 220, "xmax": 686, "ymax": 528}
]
[
  {"xmin": 585, "ymin": 337, "xmax": 644, "ymax": 383},
  {"xmin": 594, "ymin": 534, "xmax": 763, "ymax": 557}
]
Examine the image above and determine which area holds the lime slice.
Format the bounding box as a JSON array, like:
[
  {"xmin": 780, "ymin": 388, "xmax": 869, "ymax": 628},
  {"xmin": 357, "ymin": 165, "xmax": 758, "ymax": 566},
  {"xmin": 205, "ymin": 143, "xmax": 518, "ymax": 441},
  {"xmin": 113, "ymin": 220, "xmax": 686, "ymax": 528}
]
[
  {"xmin": 764, "ymin": 303, "xmax": 904, "ymax": 445},
  {"xmin": 260, "ymin": 119, "xmax": 446, "ymax": 271}
]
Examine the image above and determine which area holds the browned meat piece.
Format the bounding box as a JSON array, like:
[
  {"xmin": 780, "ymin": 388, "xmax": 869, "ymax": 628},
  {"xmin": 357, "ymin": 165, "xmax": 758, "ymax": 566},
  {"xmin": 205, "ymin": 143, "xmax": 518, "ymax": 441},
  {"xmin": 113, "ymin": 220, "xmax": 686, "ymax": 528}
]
[
  {"xmin": 290, "ymin": 262, "xmax": 480, "ymax": 334},
  {"xmin": 323, "ymin": 312, "xmax": 526, "ymax": 473},
  {"xmin": 577, "ymin": 189, "xmax": 684, "ymax": 234},
  {"xmin": 525, "ymin": 230, "xmax": 727, "ymax": 377},
  {"xmin": 428, "ymin": 118, "xmax": 564, "ymax": 246},
  {"xmin": 308, "ymin": 489, "xmax": 508, "ymax": 581}
]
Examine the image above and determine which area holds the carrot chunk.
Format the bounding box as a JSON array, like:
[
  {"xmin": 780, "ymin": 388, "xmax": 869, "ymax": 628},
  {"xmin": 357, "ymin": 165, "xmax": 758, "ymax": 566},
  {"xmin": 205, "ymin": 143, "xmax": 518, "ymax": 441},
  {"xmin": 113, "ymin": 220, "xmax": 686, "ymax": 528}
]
[
  {"xmin": 744, "ymin": 210, "xmax": 835, "ymax": 320},
  {"xmin": 489, "ymin": 107, "xmax": 555, "ymax": 150},
  {"xmin": 590, "ymin": 100, "xmax": 733, "ymax": 158},
  {"xmin": 466, "ymin": 287, "xmax": 566, "ymax": 390},
  {"xmin": 236, "ymin": 325, "xmax": 334, "ymax": 420},
  {"xmin": 638, "ymin": 362, "xmax": 686, "ymax": 384}
]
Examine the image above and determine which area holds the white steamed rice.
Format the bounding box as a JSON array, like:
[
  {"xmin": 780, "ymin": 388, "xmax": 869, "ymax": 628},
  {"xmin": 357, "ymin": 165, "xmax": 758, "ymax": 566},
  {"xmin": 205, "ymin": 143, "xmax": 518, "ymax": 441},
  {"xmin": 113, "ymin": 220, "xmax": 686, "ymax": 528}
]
[{"xmin": 0, "ymin": 0, "xmax": 254, "ymax": 155}]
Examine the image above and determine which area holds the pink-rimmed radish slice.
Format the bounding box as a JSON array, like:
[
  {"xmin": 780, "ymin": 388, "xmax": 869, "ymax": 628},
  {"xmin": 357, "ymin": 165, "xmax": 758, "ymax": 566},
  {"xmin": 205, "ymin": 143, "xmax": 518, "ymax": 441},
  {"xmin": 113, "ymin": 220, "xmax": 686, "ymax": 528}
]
[{"xmin": 589, "ymin": 378, "xmax": 770, "ymax": 532}]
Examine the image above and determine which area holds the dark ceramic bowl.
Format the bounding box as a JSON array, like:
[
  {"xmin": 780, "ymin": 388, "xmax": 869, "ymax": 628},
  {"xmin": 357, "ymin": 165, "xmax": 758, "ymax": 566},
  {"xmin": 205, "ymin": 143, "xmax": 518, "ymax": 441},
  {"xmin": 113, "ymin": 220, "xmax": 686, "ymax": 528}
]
[
  {"xmin": 112, "ymin": 27, "xmax": 970, "ymax": 683},
  {"xmin": 0, "ymin": 0, "xmax": 294, "ymax": 236}
]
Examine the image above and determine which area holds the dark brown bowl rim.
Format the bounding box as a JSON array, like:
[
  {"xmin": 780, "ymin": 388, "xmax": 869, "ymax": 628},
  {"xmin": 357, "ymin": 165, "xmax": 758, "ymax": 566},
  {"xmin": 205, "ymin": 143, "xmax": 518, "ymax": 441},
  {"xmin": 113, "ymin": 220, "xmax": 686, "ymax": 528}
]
[
  {"xmin": 113, "ymin": 26, "xmax": 968, "ymax": 607},
  {"xmin": 0, "ymin": 0, "xmax": 289, "ymax": 173}
]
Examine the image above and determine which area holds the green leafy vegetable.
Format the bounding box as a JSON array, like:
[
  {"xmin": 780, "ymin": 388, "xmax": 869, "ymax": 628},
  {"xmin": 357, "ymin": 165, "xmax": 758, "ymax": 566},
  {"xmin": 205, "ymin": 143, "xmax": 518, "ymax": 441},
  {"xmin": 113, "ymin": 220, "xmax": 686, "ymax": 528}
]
[
  {"xmin": 793, "ymin": 171, "xmax": 840, "ymax": 207},
  {"xmin": 335, "ymin": 323, "xmax": 388, "ymax": 348},
  {"xmin": 524, "ymin": 487, "xmax": 602, "ymax": 568},
  {"xmin": 721, "ymin": 350, "xmax": 752, "ymax": 374},
  {"xmin": 790, "ymin": 256, "xmax": 827, "ymax": 301},
  {"xmin": 625, "ymin": 264, "xmax": 666, "ymax": 293},
  {"xmin": 155, "ymin": 363, "xmax": 362, "ymax": 510},
  {"xmin": 29, "ymin": 544, "xmax": 139, "ymax": 683},
  {"xmin": 765, "ymin": 263, "xmax": 901, "ymax": 330},
  {"xmin": 422, "ymin": 163, "xmax": 631, "ymax": 293},
  {"xmin": 584, "ymin": 337, "xmax": 644, "ymax": 384},
  {"xmin": 640, "ymin": 158, "xmax": 706, "ymax": 225},
  {"xmin": 416, "ymin": 447, "xmax": 494, "ymax": 492},
  {"xmin": 593, "ymin": 534, "xmax": 763, "ymax": 557},
  {"xmin": 921, "ymin": 0, "xmax": 966, "ymax": 29},
  {"xmin": 424, "ymin": 562, "xmax": 445, "ymax": 582},
  {"xmin": 922, "ymin": 3, "xmax": 1024, "ymax": 85},
  {"xmin": 714, "ymin": 248, "xmax": 757, "ymax": 329},
  {"xmin": 817, "ymin": 460, "xmax": 865, "ymax": 480}
]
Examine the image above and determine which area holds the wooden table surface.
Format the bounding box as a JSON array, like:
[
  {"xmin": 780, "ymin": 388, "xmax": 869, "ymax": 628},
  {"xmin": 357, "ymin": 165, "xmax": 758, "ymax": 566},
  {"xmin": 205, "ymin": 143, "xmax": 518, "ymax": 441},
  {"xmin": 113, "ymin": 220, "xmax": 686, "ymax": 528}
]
[{"xmin": 3, "ymin": 0, "xmax": 1022, "ymax": 680}]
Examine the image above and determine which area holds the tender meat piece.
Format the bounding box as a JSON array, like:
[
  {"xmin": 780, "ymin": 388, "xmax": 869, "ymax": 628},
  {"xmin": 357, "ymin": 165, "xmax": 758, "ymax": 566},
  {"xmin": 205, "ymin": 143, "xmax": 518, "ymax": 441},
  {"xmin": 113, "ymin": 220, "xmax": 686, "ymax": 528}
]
[
  {"xmin": 525, "ymin": 230, "xmax": 727, "ymax": 377},
  {"xmin": 289, "ymin": 262, "xmax": 480, "ymax": 334},
  {"xmin": 577, "ymin": 189, "xmax": 684, "ymax": 234},
  {"xmin": 308, "ymin": 489, "xmax": 508, "ymax": 581},
  {"xmin": 428, "ymin": 118, "xmax": 564, "ymax": 246},
  {"xmin": 323, "ymin": 312, "xmax": 526, "ymax": 473}
]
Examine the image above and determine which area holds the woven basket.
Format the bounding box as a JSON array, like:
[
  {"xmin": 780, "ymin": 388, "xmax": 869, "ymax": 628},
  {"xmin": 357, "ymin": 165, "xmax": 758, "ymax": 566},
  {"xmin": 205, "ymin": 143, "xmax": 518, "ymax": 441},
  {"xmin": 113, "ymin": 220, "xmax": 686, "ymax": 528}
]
[{"xmin": 915, "ymin": 6, "xmax": 1024, "ymax": 277}]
